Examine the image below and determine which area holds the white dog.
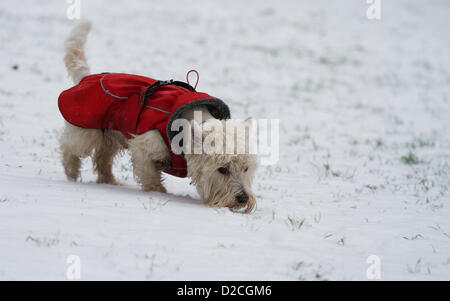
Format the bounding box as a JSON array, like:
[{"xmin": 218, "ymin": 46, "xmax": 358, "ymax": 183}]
[{"xmin": 59, "ymin": 21, "xmax": 258, "ymax": 213}]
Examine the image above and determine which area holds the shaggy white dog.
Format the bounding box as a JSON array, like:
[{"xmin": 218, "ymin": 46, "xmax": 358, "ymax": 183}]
[{"xmin": 60, "ymin": 21, "xmax": 258, "ymax": 213}]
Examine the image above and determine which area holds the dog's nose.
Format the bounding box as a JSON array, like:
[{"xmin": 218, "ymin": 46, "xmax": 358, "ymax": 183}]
[{"xmin": 236, "ymin": 192, "xmax": 249, "ymax": 203}]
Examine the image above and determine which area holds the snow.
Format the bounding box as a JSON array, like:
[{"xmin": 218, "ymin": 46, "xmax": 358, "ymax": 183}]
[{"xmin": 0, "ymin": 0, "xmax": 449, "ymax": 280}]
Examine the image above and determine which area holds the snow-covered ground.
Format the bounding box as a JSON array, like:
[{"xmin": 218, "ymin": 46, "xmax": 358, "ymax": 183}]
[{"xmin": 0, "ymin": 0, "xmax": 449, "ymax": 280}]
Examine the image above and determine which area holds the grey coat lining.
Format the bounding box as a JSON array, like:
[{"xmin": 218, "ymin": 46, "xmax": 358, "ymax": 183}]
[{"xmin": 166, "ymin": 97, "xmax": 231, "ymax": 144}]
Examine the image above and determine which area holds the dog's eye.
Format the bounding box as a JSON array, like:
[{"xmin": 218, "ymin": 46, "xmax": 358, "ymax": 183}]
[
  {"xmin": 218, "ymin": 167, "xmax": 229, "ymax": 175},
  {"xmin": 244, "ymin": 167, "xmax": 248, "ymax": 172}
]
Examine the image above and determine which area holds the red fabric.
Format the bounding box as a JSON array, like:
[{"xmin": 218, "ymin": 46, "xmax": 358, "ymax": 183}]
[{"xmin": 58, "ymin": 73, "xmax": 218, "ymax": 178}]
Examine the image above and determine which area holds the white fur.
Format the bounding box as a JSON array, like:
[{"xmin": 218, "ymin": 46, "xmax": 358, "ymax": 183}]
[{"xmin": 64, "ymin": 20, "xmax": 91, "ymax": 84}]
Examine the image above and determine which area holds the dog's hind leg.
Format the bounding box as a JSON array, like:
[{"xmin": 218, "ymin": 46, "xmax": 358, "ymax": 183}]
[
  {"xmin": 61, "ymin": 149, "xmax": 82, "ymax": 181},
  {"xmin": 60, "ymin": 122, "xmax": 101, "ymax": 181},
  {"xmin": 128, "ymin": 130, "xmax": 171, "ymax": 193},
  {"xmin": 92, "ymin": 130, "xmax": 126, "ymax": 185}
]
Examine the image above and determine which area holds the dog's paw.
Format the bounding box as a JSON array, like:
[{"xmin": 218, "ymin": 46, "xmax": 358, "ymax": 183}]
[
  {"xmin": 153, "ymin": 159, "xmax": 171, "ymax": 170},
  {"xmin": 142, "ymin": 184, "xmax": 167, "ymax": 193},
  {"xmin": 96, "ymin": 176, "xmax": 119, "ymax": 185}
]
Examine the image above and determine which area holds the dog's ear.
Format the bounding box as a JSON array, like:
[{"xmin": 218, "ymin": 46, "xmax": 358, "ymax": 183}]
[
  {"xmin": 243, "ymin": 117, "xmax": 256, "ymax": 154},
  {"xmin": 244, "ymin": 117, "xmax": 253, "ymax": 129},
  {"xmin": 190, "ymin": 120, "xmax": 203, "ymax": 153},
  {"xmin": 191, "ymin": 120, "xmax": 202, "ymax": 137}
]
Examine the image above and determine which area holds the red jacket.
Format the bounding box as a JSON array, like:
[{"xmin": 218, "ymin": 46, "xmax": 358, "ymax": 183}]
[{"xmin": 58, "ymin": 73, "xmax": 230, "ymax": 177}]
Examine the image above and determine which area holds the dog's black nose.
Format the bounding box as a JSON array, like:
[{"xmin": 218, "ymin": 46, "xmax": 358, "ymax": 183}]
[{"xmin": 236, "ymin": 192, "xmax": 249, "ymax": 203}]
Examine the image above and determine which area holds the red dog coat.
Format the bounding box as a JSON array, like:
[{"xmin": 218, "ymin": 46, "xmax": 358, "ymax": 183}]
[{"xmin": 58, "ymin": 73, "xmax": 230, "ymax": 177}]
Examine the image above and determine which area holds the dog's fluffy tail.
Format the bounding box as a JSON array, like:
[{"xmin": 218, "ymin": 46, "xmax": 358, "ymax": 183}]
[{"xmin": 64, "ymin": 20, "xmax": 92, "ymax": 84}]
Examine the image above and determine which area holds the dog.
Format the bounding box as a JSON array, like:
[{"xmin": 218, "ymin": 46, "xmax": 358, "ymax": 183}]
[{"xmin": 59, "ymin": 21, "xmax": 258, "ymax": 213}]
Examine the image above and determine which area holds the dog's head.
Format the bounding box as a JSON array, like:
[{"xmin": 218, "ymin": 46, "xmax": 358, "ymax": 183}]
[{"xmin": 184, "ymin": 118, "xmax": 258, "ymax": 213}]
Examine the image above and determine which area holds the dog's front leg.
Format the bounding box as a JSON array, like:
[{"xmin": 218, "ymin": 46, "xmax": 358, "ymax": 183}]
[
  {"xmin": 128, "ymin": 130, "xmax": 171, "ymax": 193},
  {"xmin": 132, "ymin": 158, "xmax": 166, "ymax": 193}
]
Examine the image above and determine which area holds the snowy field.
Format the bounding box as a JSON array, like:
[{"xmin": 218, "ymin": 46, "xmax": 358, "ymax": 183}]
[{"xmin": 0, "ymin": 0, "xmax": 449, "ymax": 280}]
